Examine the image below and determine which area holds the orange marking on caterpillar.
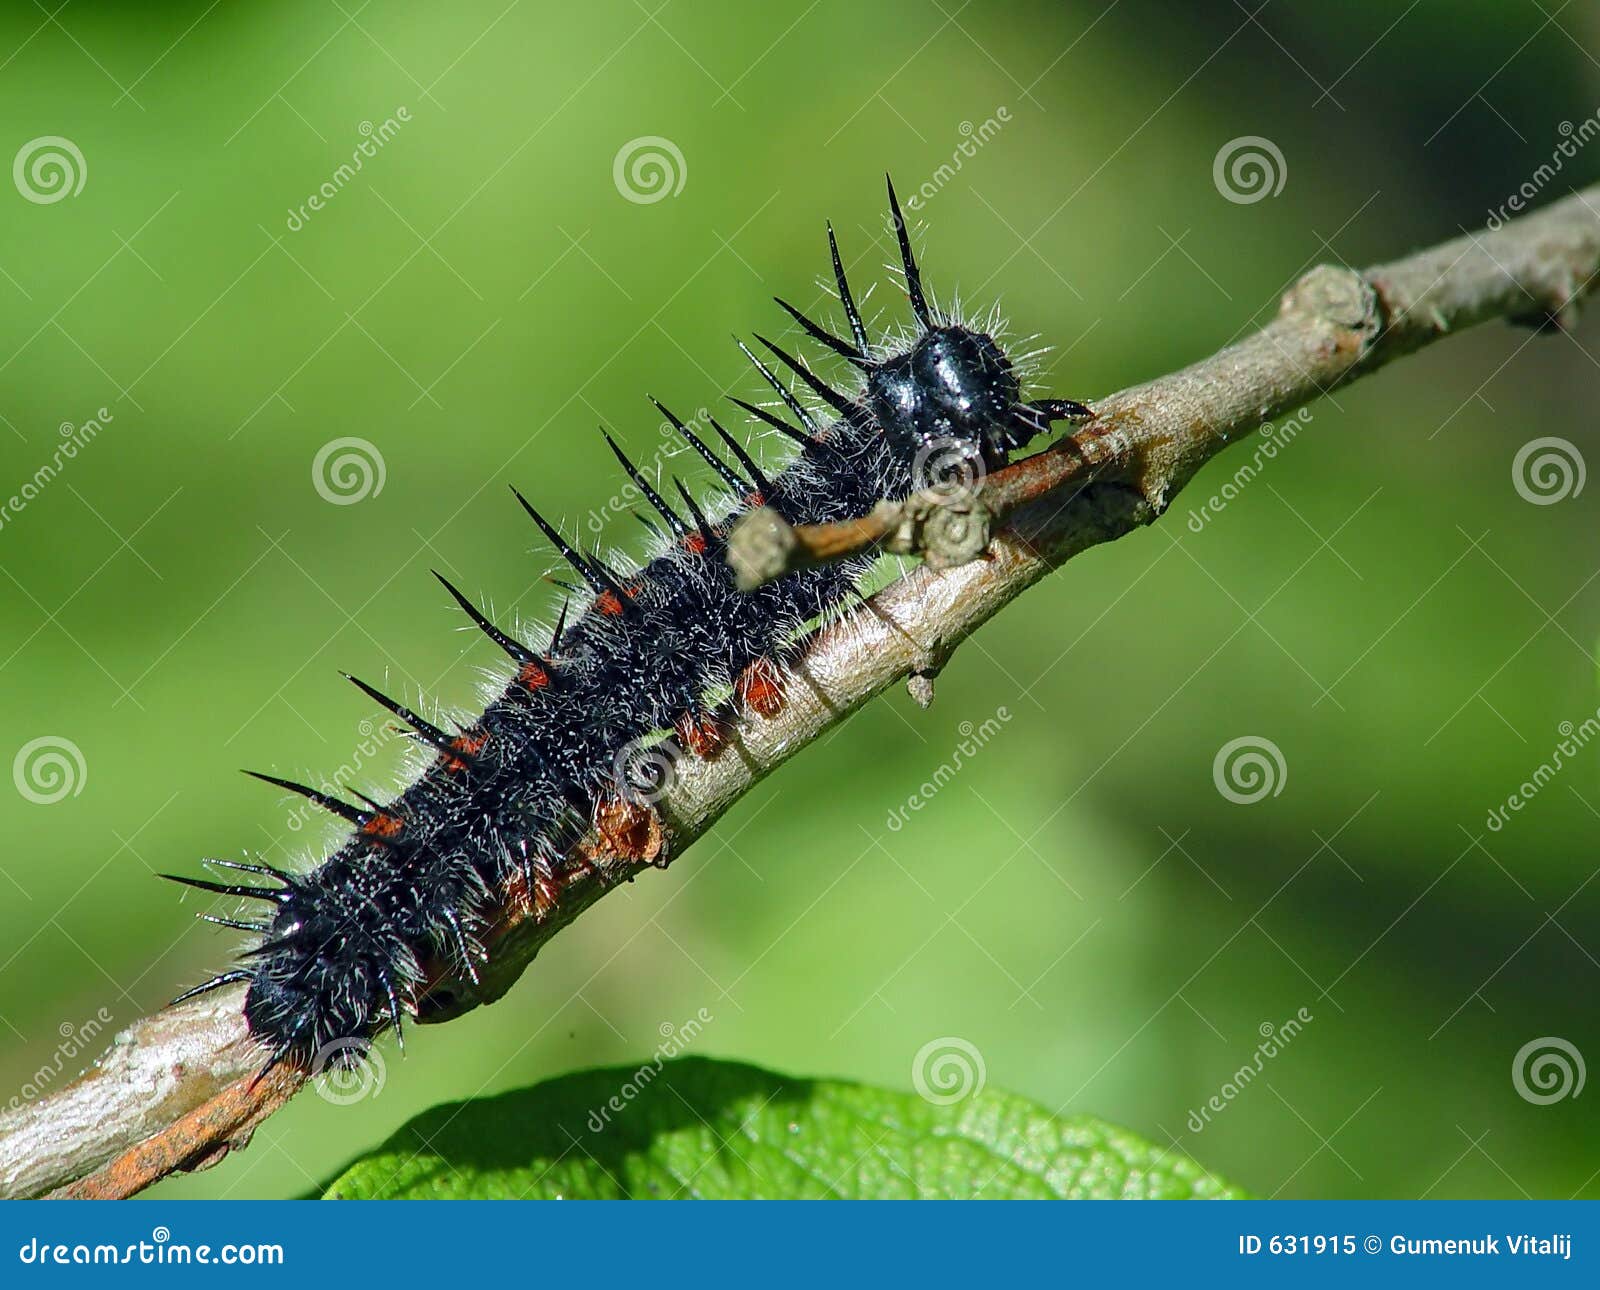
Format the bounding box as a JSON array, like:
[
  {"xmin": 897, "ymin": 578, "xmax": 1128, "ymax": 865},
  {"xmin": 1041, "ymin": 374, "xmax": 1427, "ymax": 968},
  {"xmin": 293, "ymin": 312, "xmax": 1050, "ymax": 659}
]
[
  {"xmin": 596, "ymin": 591, "xmax": 624, "ymax": 617},
  {"xmin": 675, "ymin": 711, "xmax": 727, "ymax": 759},
  {"xmin": 594, "ymin": 796, "xmax": 665, "ymax": 866},
  {"xmin": 437, "ymin": 732, "xmax": 485, "ymax": 775},
  {"xmin": 518, "ymin": 661, "xmax": 550, "ymax": 690},
  {"xmin": 684, "ymin": 533, "xmax": 708, "ymax": 556},
  {"xmin": 735, "ymin": 658, "xmax": 785, "ymax": 718},
  {"xmin": 361, "ymin": 813, "xmax": 404, "ymax": 840}
]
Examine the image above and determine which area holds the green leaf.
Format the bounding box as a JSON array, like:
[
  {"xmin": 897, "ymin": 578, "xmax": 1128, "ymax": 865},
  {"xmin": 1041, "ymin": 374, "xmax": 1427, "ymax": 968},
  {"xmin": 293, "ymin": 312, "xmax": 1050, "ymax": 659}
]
[{"xmin": 321, "ymin": 1056, "xmax": 1240, "ymax": 1199}]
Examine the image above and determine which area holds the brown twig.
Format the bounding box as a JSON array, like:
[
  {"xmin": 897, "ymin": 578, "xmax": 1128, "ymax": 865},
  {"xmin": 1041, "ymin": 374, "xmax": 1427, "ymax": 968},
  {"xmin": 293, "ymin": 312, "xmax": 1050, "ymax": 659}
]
[
  {"xmin": 4, "ymin": 182, "xmax": 1597, "ymax": 1200},
  {"xmin": 726, "ymin": 426, "xmax": 1129, "ymax": 590},
  {"xmin": 49, "ymin": 1061, "xmax": 304, "ymax": 1200}
]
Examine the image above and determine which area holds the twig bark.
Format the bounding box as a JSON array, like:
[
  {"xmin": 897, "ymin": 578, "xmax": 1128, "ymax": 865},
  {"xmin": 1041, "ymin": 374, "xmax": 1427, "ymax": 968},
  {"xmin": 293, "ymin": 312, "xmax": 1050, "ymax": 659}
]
[
  {"xmin": 4, "ymin": 183, "xmax": 1597, "ymax": 1201},
  {"xmin": 725, "ymin": 439, "xmax": 1118, "ymax": 589}
]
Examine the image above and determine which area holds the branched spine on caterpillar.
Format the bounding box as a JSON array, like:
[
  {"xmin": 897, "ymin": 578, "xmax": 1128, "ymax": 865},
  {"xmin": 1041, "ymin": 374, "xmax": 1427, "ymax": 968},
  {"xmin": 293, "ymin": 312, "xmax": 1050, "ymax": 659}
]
[{"xmin": 164, "ymin": 177, "xmax": 1093, "ymax": 1081}]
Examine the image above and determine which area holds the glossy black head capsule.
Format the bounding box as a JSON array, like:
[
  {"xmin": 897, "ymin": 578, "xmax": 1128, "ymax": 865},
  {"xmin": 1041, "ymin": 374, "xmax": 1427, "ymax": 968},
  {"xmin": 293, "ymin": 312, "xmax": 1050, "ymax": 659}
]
[{"xmin": 865, "ymin": 324, "xmax": 1023, "ymax": 471}]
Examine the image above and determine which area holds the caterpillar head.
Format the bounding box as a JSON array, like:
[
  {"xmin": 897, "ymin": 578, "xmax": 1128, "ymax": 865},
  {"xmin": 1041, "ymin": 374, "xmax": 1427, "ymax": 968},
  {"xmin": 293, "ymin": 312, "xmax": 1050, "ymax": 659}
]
[{"xmin": 867, "ymin": 325, "xmax": 1025, "ymax": 475}]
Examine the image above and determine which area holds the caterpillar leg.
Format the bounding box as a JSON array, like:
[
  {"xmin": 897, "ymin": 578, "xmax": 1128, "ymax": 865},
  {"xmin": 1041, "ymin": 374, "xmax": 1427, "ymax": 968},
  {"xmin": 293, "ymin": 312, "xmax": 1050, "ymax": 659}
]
[
  {"xmin": 506, "ymin": 843, "xmax": 561, "ymax": 919},
  {"xmin": 1000, "ymin": 397, "xmax": 1097, "ymax": 455},
  {"xmin": 1030, "ymin": 397, "xmax": 1094, "ymax": 423}
]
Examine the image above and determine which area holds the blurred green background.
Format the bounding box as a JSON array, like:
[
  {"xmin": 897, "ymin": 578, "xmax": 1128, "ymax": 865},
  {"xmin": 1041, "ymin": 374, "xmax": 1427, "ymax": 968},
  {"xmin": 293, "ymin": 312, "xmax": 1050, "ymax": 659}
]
[{"xmin": 1, "ymin": 0, "xmax": 1597, "ymax": 1200}]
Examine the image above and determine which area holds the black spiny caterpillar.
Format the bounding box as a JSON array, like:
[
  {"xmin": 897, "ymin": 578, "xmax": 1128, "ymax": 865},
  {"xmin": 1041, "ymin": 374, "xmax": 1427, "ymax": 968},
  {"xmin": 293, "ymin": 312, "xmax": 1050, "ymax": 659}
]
[{"xmin": 166, "ymin": 178, "xmax": 1093, "ymax": 1078}]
